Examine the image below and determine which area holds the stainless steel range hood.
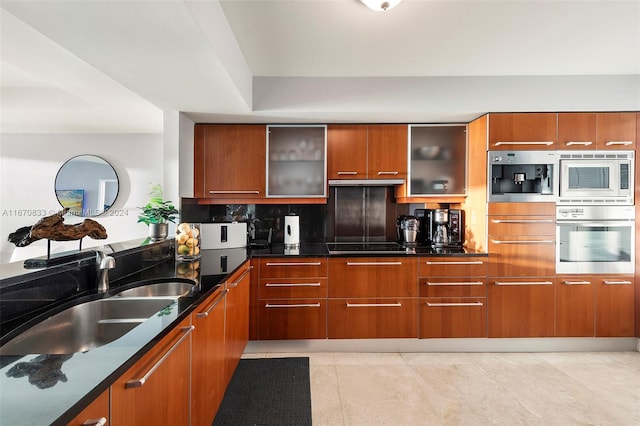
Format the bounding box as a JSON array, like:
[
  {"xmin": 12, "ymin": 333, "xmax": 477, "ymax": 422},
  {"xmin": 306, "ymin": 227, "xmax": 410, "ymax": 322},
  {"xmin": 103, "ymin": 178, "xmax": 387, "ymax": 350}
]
[{"xmin": 329, "ymin": 179, "xmax": 404, "ymax": 186}]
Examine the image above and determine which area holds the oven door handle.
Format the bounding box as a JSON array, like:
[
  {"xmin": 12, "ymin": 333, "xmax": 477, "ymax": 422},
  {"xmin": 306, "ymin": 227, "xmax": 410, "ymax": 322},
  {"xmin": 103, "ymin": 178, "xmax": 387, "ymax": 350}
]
[{"xmin": 556, "ymin": 221, "xmax": 634, "ymax": 226}]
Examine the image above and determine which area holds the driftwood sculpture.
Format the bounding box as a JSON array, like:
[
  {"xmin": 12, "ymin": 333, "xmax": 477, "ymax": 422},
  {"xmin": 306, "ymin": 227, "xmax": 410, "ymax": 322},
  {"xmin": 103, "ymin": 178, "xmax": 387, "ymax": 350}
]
[{"xmin": 8, "ymin": 208, "xmax": 107, "ymax": 247}]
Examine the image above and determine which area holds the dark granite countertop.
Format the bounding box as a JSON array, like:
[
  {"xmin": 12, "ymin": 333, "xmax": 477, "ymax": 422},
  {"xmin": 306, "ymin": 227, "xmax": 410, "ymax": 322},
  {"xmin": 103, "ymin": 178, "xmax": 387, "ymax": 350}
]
[{"xmin": 0, "ymin": 240, "xmax": 487, "ymax": 425}]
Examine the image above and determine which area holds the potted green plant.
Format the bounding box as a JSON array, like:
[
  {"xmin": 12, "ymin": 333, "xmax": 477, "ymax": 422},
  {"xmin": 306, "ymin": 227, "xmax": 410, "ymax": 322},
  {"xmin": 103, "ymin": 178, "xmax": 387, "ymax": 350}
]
[{"xmin": 138, "ymin": 184, "xmax": 178, "ymax": 240}]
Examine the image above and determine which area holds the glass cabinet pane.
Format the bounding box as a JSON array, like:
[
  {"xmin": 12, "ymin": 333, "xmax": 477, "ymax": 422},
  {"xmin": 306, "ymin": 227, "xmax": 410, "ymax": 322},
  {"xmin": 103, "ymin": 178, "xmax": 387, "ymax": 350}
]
[
  {"xmin": 408, "ymin": 125, "xmax": 467, "ymax": 196},
  {"xmin": 267, "ymin": 125, "xmax": 327, "ymax": 197}
]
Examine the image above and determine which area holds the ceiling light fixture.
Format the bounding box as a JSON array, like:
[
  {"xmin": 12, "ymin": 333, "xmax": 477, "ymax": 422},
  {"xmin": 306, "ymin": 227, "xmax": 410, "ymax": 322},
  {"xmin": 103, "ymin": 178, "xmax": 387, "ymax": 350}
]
[{"xmin": 360, "ymin": 0, "xmax": 403, "ymax": 12}]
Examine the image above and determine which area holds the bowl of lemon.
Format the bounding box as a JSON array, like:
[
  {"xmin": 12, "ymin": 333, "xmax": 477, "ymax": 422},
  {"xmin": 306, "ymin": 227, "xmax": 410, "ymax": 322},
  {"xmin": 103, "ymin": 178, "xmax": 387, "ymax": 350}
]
[{"xmin": 175, "ymin": 222, "xmax": 201, "ymax": 261}]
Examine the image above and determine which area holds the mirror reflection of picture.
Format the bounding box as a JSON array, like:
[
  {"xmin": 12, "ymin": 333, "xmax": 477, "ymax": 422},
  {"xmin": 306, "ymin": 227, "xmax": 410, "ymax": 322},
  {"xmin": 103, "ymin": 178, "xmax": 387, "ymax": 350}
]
[{"xmin": 55, "ymin": 189, "xmax": 84, "ymax": 216}]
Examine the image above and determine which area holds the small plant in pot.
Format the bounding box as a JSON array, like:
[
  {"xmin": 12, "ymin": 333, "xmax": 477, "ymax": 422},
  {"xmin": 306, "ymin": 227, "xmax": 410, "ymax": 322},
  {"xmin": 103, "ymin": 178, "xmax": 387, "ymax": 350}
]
[{"xmin": 138, "ymin": 184, "xmax": 178, "ymax": 241}]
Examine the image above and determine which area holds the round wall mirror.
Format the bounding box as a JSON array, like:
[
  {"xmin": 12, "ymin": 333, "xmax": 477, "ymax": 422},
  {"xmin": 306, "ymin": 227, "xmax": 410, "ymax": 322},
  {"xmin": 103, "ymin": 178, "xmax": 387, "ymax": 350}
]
[{"xmin": 55, "ymin": 155, "xmax": 119, "ymax": 217}]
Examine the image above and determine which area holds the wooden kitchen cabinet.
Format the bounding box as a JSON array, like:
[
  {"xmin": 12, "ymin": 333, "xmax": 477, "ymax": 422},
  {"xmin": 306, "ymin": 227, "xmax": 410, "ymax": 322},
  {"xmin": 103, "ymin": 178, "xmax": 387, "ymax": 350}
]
[
  {"xmin": 488, "ymin": 113, "xmax": 557, "ymax": 150},
  {"xmin": 194, "ymin": 124, "xmax": 266, "ymax": 200},
  {"xmin": 595, "ymin": 275, "xmax": 635, "ymax": 337},
  {"xmin": 258, "ymin": 257, "xmax": 328, "ymax": 339},
  {"xmin": 328, "ymin": 257, "xmax": 418, "ymax": 338},
  {"xmin": 224, "ymin": 262, "xmax": 251, "ymax": 385},
  {"xmin": 67, "ymin": 389, "xmax": 109, "ymax": 426},
  {"xmin": 557, "ymin": 112, "xmax": 636, "ymax": 150},
  {"xmin": 191, "ymin": 286, "xmax": 226, "ymax": 426},
  {"xmin": 556, "ymin": 276, "xmax": 595, "ymax": 337},
  {"xmin": 327, "ymin": 124, "xmax": 408, "ymax": 180},
  {"xmin": 111, "ymin": 316, "xmax": 192, "ymax": 426},
  {"xmin": 418, "ymin": 257, "xmax": 487, "ymax": 338}
]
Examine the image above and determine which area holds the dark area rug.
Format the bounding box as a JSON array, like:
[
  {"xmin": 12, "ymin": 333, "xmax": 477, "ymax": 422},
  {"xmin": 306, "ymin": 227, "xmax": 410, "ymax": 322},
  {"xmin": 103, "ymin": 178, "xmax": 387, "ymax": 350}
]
[{"xmin": 213, "ymin": 357, "xmax": 312, "ymax": 426}]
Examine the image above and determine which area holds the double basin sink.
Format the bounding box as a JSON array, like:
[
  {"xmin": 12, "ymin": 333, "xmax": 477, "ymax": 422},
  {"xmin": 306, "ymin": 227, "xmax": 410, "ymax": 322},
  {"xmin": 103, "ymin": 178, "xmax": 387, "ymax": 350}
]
[{"xmin": 0, "ymin": 281, "xmax": 195, "ymax": 356}]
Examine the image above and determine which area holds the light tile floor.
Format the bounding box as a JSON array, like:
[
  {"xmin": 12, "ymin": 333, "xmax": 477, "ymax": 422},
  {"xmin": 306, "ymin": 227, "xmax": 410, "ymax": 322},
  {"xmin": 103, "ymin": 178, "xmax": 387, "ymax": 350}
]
[{"xmin": 244, "ymin": 351, "xmax": 640, "ymax": 425}]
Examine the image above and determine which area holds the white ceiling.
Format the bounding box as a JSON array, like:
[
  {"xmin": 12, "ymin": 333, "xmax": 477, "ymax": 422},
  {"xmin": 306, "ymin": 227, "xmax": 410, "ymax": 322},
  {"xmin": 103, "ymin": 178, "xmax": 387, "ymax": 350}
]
[{"xmin": 1, "ymin": 0, "xmax": 639, "ymax": 134}]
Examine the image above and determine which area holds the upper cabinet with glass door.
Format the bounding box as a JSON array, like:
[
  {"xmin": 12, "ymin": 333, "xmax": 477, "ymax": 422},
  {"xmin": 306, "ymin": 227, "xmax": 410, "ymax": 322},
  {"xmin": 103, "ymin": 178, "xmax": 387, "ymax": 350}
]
[
  {"xmin": 408, "ymin": 125, "xmax": 467, "ymax": 197},
  {"xmin": 266, "ymin": 125, "xmax": 327, "ymax": 198}
]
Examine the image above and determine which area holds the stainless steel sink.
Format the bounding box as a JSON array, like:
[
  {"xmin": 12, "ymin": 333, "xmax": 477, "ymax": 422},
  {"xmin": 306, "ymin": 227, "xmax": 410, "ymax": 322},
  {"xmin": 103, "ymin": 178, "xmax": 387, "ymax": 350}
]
[
  {"xmin": 0, "ymin": 297, "xmax": 173, "ymax": 355},
  {"xmin": 114, "ymin": 281, "xmax": 195, "ymax": 298}
]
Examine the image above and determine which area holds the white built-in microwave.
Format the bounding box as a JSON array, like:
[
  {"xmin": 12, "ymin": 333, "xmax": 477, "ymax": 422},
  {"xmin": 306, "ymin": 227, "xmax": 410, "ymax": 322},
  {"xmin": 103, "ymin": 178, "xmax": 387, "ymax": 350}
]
[{"xmin": 558, "ymin": 151, "xmax": 634, "ymax": 205}]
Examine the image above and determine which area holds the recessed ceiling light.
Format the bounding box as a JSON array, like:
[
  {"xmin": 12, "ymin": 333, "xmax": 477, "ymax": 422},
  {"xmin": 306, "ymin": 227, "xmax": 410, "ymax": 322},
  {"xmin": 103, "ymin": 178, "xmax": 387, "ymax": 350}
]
[{"xmin": 360, "ymin": 0, "xmax": 403, "ymax": 12}]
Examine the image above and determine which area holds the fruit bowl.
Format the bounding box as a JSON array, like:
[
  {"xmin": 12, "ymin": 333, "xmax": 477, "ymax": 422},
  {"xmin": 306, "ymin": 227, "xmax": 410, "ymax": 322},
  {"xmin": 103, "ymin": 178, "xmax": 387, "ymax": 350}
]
[{"xmin": 175, "ymin": 222, "xmax": 201, "ymax": 261}]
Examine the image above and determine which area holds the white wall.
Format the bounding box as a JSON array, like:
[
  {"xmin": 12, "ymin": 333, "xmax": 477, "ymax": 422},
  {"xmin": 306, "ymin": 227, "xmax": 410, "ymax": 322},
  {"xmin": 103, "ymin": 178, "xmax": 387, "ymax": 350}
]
[{"xmin": 0, "ymin": 133, "xmax": 164, "ymax": 263}]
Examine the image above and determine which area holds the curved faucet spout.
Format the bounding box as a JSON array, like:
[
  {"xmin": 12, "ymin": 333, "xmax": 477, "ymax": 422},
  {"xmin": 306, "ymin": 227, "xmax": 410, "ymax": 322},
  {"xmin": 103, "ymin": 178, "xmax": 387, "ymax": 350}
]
[{"xmin": 96, "ymin": 251, "xmax": 115, "ymax": 293}]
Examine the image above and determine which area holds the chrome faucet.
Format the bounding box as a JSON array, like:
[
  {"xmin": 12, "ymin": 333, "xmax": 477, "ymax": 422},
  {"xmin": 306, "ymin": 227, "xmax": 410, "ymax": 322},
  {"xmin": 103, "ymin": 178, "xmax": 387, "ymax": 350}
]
[{"xmin": 96, "ymin": 251, "xmax": 115, "ymax": 293}]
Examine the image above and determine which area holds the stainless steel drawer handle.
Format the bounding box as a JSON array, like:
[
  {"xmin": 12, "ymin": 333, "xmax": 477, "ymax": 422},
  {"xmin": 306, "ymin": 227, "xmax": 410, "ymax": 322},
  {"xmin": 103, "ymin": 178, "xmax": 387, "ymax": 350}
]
[
  {"xmin": 196, "ymin": 289, "xmax": 227, "ymax": 318},
  {"xmin": 265, "ymin": 262, "xmax": 322, "ymax": 266},
  {"xmin": 565, "ymin": 141, "xmax": 593, "ymax": 146},
  {"xmin": 425, "ymin": 261, "xmax": 484, "ymax": 265},
  {"xmin": 346, "ymin": 302, "xmax": 402, "ymax": 307},
  {"xmin": 491, "ymin": 239, "xmax": 554, "ymax": 244},
  {"xmin": 605, "ymin": 141, "xmax": 632, "ymax": 146},
  {"xmin": 491, "ymin": 219, "xmax": 554, "ymax": 224},
  {"xmin": 494, "ymin": 141, "xmax": 554, "ymax": 146},
  {"xmin": 346, "ymin": 261, "xmax": 402, "ymax": 266},
  {"xmin": 494, "ymin": 281, "xmax": 554, "ymax": 286},
  {"xmin": 562, "ymin": 280, "xmax": 591, "ymax": 285},
  {"xmin": 426, "ymin": 281, "xmax": 484, "ymax": 286},
  {"xmin": 265, "ymin": 303, "xmax": 321, "ymax": 308},
  {"xmin": 377, "ymin": 171, "xmax": 399, "ymax": 175},
  {"xmin": 265, "ymin": 282, "xmax": 321, "ymax": 287},
  {"xmin": 228, "ymin": 266, "xmax": 253, "ymax": 288},
  {"xmin": 82, "ymin": 418, "xmax": 107, "ymax": 426},
  {"xmin": 209, "ymin": 190, "xmax": 260, "ymax": 194},
  {"xmin": 425, "ymin": 302, "xmax": 483, "ymax": 307},
  {"xmin": 603, "ymin": 280, "xmax": 632, "ymax": 285},
  {"xmin": 126, "ymin": 325, "xmax": 194, "ymax": 389},
  {"xmin": 337, "ymin": 171, "xmax": 358, "ymax": 175}
]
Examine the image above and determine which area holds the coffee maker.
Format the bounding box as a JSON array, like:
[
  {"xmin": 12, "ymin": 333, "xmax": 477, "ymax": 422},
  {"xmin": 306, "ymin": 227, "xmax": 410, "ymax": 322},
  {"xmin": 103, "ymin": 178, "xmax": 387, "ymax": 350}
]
[{"xmin": 414, "ymin": 208, "xmax": 464, "ymax": 248}]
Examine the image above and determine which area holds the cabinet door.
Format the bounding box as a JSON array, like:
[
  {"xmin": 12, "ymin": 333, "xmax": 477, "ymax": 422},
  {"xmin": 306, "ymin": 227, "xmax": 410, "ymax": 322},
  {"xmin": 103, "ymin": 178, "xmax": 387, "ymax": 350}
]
[
  {"xmin": 67, "ymin": 389, "xmax": 109, "ymax": 426},
  {"xmin": 419, "ymin": 257, "xmax": 487, "ymax": 278},
  {"xmin": 192, "ymin": 288, "xmax": 226, "ymax": 426},
  {"xmin": 487, "ymin": 279, "xmax": 556, "ymax": 337},
  {"xmin": 224, "ymin": 263, "xmax": 251, "ymax": 385},
  {"xmin": 419, "ymin": 278, "xmax": 486, "ymax": 298},
  {"xmin": 328, "ymin": 257, "xmax": 417, "ymax": 298},
  {"xmin": 556, "ymin": 276, "xmax": 595, "ymax": 337},
  {"xmin": 111, "ymin": 317, "xmax": 192, "ymax": 426},
  {"xmin": 488, "ymin": 113, "xmax": 556, "ymax": 150},
  {"xmin": 557, "ymin": 112, "xmax": 597, "ymax": 150},
  {"xmin": 327, "ymin": 124, "xmax": 368, "ymax": 180},
  {"xmin": 259, "ymin": 257, "xmax": 327, "ymax": 279},
  {"xmin": 408, "ymin": 125, "xmax": 466, "ymax": 195},
  {"xmin": 367, "ymin": 124, "xmax": 408, "ymax": 179},
  {"xmin": 596, "ymin": 112, "xmax": 637, "ymax": 150},
  {"xmin": 266, "ymin": 125, "xmax": 327, "ymax": 197},
  {"xmin": 488, "ymin": 236, "xmax": 555, "ymax": 277},
  {"xmin": 259, "ymin": 299, "xmax": 327, "ymax": 339},
  {"xmin": 259, "ymin": 277, "xmax": 328, "ymax": 299},
  {"xmin": 328, "ymin": 298, "xmax": 418, "ymax": 338},
  {"xmin": 420, "ymin": 297, "xmax": 487, "ymax": 338},
  {"xmin": 195, "ymin": 124, "xmax": 266, "ymax": 199},
  {"xmin": 595, "ymin": 276, "xmax": 635, "ymax": 337}
]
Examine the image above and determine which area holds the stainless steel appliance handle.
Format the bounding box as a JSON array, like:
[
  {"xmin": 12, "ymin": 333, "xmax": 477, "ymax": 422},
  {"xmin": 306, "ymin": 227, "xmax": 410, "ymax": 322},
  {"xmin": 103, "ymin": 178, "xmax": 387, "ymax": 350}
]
[
  {"xmin": 125, "ymin": 326, "xmax": 194, "ymax": 389},
  {"xmin": 346, "ymin": 261, "xmax": 403, "ymax": 266},
  {"xmin": 565, "ymin": 141, "xmax": 593, "ymax": 146},
  {"xmin": 494, "ymin": 281, "xmax": 554, "ymax": 286},
  {"xmin": 425, "ymin": 260, "xmax": 484, "ymax": 265},
  {"xmin": 265, "ymin": 262, "xmax": 322, "ymax": 266},
  {"xmin": 209, "ymin": 190, "xmax": 260, "ymax": 194},
  {"xmin": 491, "ymin": 219, "xmax": 554, "ymax": 224},
  {"xmin": 562, "ymin": 280, "xmax": 591, "ymax": 285},
  {"xmin": 337, "ymin": 171, "xmax": 358, "ymax": 175},
  {"xmin": 494, "ymin": 141, "xmax": 554, "ymax": 146},
  {"xmin": 425, "ymin": 302, "xmax": 483, "ymax": 307},
  {"xmin": 605, "ymin": 141, "xmax": 633, "ymax": 146},
  {"xmin": 377, "ymin": 171, "xmax": 399, "ymax": 175},
  {"xmin": 228, "ymin": 266, "xmax": 252, "ymax": 288},
  {"xmin": 491, "ymin": 239, "xmax": 554, "ymax": 244},
  {"xmin": 603, "ymin": 280, "xmax": 632, "ymax": 285},
  {"xmin": 346, "ymin": 302, "xmax": 402, "ymax": 307},
  {"xmin": 556, "ymin": 222, "xmax": 633, "ymax": 227},
  {"xmin": 195, "ymin": 289, "xmax": 227, "ymax": 318},
  {"xmin": 265, "ymin": 303, "xmax": 321, "ymax": 308},
  {"xmin": 265, "ymin": 282, "xmax": 321, "ymax": 287},
  {"xmin": 426, "ymin": 281, "xmax": 484, "ymax": 286}
]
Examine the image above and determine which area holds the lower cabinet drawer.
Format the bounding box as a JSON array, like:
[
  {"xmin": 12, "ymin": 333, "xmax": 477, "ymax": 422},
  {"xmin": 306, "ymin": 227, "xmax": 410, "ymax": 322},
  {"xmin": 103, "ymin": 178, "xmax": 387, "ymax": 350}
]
[
  {"xmin": 259, "ymin": 299, "xmax": 327, "ymax": 339},
  {"xmin": 259, "ymin": 278, "xmax": 327, "ymax": 299},
  {"xmin": 419, "ymin": 297, "xmax": 487, "ymax": 338},
  {"xmin": 328, "ymin": 298, "xmax": 418, "ymax": 339}
]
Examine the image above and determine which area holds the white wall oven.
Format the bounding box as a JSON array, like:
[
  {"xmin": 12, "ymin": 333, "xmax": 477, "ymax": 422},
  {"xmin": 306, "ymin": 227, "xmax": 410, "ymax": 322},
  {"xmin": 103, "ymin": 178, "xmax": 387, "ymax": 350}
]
[
  {"xmin": 558, "ymin": 151, "xmax": 634, "ymax": 205},
  {"xmin": 556, "ymin": 206, "xmax": 635, "ymax": 274}
]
